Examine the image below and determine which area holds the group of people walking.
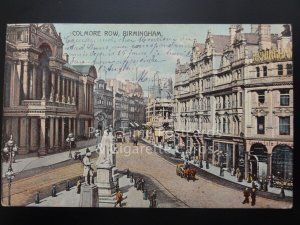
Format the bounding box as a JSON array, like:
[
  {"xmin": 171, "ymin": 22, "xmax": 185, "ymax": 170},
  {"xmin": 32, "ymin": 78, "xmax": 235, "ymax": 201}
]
[{"xmin": 243, "ymin": 187, "xmax": 257, "ymax": 206}]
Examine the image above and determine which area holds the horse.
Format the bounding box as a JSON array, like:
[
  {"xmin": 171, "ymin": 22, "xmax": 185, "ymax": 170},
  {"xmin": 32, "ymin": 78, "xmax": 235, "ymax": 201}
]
[{"xmin": 183, "ymin": 168, "xmax": 197, "ymax": 181}]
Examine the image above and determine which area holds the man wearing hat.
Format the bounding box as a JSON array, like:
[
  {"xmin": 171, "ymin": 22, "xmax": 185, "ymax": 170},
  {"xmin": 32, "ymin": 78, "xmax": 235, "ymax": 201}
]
[{"xmin": 83, "ymin": 148, "xmax": 92, "ymax": 185}]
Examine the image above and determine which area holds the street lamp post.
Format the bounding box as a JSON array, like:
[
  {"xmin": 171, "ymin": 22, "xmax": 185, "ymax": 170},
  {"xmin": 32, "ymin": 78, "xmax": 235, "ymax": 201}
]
[
  {"xmin": 66, "ymin": 133, "xmax": 75, "ymax": 158},
  {"xmin": 3, "ymin": 135, "xmax": 18, "ymax": 206}
]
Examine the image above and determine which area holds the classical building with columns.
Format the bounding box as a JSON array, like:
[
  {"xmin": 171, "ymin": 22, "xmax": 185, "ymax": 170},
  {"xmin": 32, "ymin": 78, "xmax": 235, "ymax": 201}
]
[
  {"xmin": 3, "ymin": 23, "xmax": 96, "ymax": 156},
  {"xmin": 174, "ymin": 24, "xmax": 293, "ymax": 186}
]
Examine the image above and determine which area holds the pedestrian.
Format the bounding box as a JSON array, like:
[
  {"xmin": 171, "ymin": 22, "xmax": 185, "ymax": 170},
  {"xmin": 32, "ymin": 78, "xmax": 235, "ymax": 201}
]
[
  {"xmin": 115, "ymin": 190, "xmax": 123, "ymax": 207},
  {"xmin": 51, "ymin": 185, "xmax": 57, "ymax": 197},
  {"xmin": 151, "ymin": 190, "xmax": 157, "ymax": 208},
  {"xmin": 134, "ymin": 177, "xmax": 137, "ymax": 188},
  {"xmin": 76, "ymin": 179, "xmax": 81, "ymax": 194},
  {"xmin": 140, "ymin": 178, "xmax": 145, "ymax": 192},
  {"xmin": 242, "ymin": 187, "xmax": 250, "ymax": 204},
  {"xmin": 251, "ymin": 187, "xmax": 257, "ymax": 206}
]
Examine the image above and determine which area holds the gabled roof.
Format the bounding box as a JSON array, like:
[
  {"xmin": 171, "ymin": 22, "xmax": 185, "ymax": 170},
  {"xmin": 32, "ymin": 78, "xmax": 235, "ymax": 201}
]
[
  {"xmin": 72, "ymin": 65, "xmax": 94, "ymax": 74},
  {"xmin": 211, "ymin": 35, "xmax": 230, "ymax": 53}
]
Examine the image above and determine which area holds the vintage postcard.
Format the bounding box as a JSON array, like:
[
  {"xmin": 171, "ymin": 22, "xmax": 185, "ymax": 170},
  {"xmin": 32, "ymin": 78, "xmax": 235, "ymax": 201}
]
[{"xmin": 1, "ymin": 23, "xmax": 293, "ymax": 208}]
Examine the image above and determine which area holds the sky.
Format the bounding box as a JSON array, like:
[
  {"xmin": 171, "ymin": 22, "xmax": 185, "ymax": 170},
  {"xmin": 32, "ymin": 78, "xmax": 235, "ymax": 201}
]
[{"xmin": 54, "ymin": 24, "xmax": 285, "ymax": 96}]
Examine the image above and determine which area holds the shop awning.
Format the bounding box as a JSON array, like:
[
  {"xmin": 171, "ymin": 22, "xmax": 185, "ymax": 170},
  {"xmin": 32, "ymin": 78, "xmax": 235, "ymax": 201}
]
[
  {"xmin": 129, "ymin": 122, "xmax": 135, "ymax": 128},
  {"xmin": 134, "ymin": 122, "xmax": 139, "ymax": 127}
]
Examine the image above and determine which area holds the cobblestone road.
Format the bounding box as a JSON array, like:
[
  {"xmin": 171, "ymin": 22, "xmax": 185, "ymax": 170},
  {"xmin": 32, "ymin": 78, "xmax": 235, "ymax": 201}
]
[{"xmin": 116, "ymin": 141, "xmax": 292, "ymax": 208}]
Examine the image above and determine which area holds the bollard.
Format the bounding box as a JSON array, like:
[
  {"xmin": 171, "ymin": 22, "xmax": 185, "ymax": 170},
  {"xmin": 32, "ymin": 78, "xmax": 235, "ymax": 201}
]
[
  {"xmin": 143, "ymin": 189, "xmax": 148, "ymax": 200},
  {"xmin": 35, "ymin": 192, "xmax": 40, "ymax": 204},
  {"xmin": 280, "ymin": 187, "xmax": 285, "ymax": 198},
  {"xmin": 127, "ymin": 169, "xmax": 130, "ymax": 178},
  {"xmin": 199, "ymin": 160, "xmax": 203, "ymax": 168},
  {"xmin": 130, "ymin": 175, "xmax": 133, "ymax": 183},
  {"xmin": 206, "ymin": 160, "xmax": 209, "ymax": 169},
  {"xmin": 66, "ymin": 180, "xmax": 70, "ymax": 191},
  {"xmin": 51, "ymin": 185, "xmax": 57, "ymax": 197}
]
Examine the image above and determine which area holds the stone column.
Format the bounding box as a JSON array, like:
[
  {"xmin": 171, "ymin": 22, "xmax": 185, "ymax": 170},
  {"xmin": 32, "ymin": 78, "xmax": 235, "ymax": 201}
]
[
  {"xmin": 73, "ymin": 118, "xmax": 76, "ymax": 136},
  {"xmin": 19, "ymin": 118, "xmax": 29, "ymax": 154},
  {"xmin": 67, "ymin": 79, "xmax": 71, "ymax": 104},
  {"xmin": 85, "ymin": 120, "xmax": 89, "ymax": 137},
  {"xmin": 69, "ymin": 118, "xmax": 72, "ymax": 133},
  {"xmin": 77, "ymin": 119, "xmax": 81, "ymax": 136},
  {"xmin": 50, "ymin": 71, "xmax": 55, "ymax": 101},
  {"xmin": 39, "ymin": 117, "xmax": 47, "ymax": 155},
  {"xmin": 9, "ymin": 63, "xmax": 16, "ymax": 106},
  {"xmin": 245, "ymin": 152, "xmax": 249, "ymax": 180},
  {"xmin": 61, "ymin": 117, "xmax": 65, "ymax": 148},
  {"xmin": 15, "ymin": 61, "xmax": 22, "ymax": 105},
  {"xmin": 49, "ymin": 117, "xmax": 55, "ymax": 152},
  {"xmin": 23, "ymin": 61, "xmax": 29, "ymax": 99},
  {"xmin": 62, "ymin": 77, "xmax": 65, "ymax": 103},
  {"xmin": 233, "ymin": 144, "xmax": 236, "ymax": 169},
  {"xmin": 32, "ymin": 63, "xmax": 37, "ymax": 99},
  {"xmin": 30, "ymin": 118, "xmax": 39, "ymax": 152},
  {"xmin": 56, "ymin": 75, "xmax": 61, "ymax": 102},
  {"xmin": 226, "ymin": 144, "xmax": 229, "ymax": 169},
  {"xmin": 42, "ymin": 67, "xmax": 46, "ymax": 100},
  {"xmin": 54, "ymin": 118, "xmax": 59, "ymax": 150},
  {"xmin": 267, "ymin": 153, "xmax": 272, "ymax": 178},
  {"xmin": 73, "ymin": 81, "xmax": 77, "ymax": 105},
  {"xmin": 70, "ymin": 80, "xmax": 74, "ymax": 104},
  {"xmin": 11, "ymin": 118, "xmax": 19, "ymax": 147}
]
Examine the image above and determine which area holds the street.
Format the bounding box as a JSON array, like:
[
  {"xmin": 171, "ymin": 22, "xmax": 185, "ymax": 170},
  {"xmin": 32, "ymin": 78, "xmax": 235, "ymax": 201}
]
[{"xmin": 116, "ymin": 140, "xmax": 292, "ymax": 208}]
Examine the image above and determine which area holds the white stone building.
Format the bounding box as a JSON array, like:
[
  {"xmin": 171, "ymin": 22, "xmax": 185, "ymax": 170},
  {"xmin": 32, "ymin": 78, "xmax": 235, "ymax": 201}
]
[
  {"xmin": 3, "ymin": 24, "xmax": 96, "ymax": 156},
  {"xmin": 174, "ymin": 24, "xmax": 293, "ymax": 185}
]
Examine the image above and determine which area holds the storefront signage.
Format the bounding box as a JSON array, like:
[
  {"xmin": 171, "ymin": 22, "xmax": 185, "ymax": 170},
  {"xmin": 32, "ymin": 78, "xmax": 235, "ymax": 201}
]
[{"xmin": 253, "ymin": 48, "xmax": 292, "ymax": 63}]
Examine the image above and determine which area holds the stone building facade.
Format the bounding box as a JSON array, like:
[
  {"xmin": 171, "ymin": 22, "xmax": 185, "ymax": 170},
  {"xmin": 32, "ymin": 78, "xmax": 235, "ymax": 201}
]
[
  {"xmin": 174, "ymin": 24, "xmax": 293, "ymax": 183},
  {"xmin": 3, "ymin": 23, "xmax": 96, "ymax": 155},
  {"xmin": 94, "ymin": 79, "xmax": 113, "ymax": 134},
  {"xmin": 146, "ymin": 77, "xmax": 174, "ymax": 145}
]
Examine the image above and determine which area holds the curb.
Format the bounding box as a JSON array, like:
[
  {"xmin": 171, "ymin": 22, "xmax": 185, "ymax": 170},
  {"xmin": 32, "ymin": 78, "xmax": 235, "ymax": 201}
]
[{"xmin": 141, "ymin": 139, "xmax": 293, "ymax": 202}]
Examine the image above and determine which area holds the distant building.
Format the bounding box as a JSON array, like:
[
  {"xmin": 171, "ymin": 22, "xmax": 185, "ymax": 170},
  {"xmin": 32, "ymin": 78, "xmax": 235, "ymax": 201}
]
[
  {"xmin": 107, "ymin": 79, "xmax": 145, "ymax": 132},
  {"xmin": 94, "ymin": 79, "xmax": 113, "ymax": 134},
  {"xmin": 3, "ymin": 23, "xmax": 96, "ymax": 156},
  {"xmin": 146, "ymin": 76, "xmax": 174, "ymax": 145}
]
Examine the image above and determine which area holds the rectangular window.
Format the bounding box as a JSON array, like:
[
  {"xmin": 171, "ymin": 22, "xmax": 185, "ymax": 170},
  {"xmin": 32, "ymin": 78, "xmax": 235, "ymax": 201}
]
[
  {"xmin": 287, "ymin": 64, "xmax": 293, "ymax": 75},
  {"xmin": 279, "ymin": 117, "xmax": 290, "ymax": 135},
  {"xmin": 256, "ymin": 67, "xmax": 260, "ymax": 77},
  {"xmin": 278, "ymin": 64, "xmax": 283, "ymax": 75},
  {"xmin": 257, "ymin": 116, "xmax": 265, "ymax": 134},
  {"xmin": 258, "ymin": 90, "xmax": 265, "ymax": 104},
  {"xmin": 239, "ymin": 92, "xmax": 242, "ymax": 107},
  {"xmin": 280, "ymin": 89, "xmax": 290, "ymax": 106},
  {"xmin": 16, "ymin": 31, "xmax": 23, "ymax": 41},
  {"xmin": 207, "ymin": 97, "xmax": 210, "ymax": 110},
  {"xmin": 263, "ymin": 66, "xmax": 268, "ymax": 76}
]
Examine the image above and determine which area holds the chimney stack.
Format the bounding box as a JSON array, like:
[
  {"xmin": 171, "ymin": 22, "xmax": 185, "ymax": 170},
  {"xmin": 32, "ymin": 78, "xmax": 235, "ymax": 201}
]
[
  {"xmin": 258, "ymin": 24, "xmax": 272, "ymax": 50},
  {"xmin": 229, "ymin": 25, "xmax": 237, "ymax": 44}
]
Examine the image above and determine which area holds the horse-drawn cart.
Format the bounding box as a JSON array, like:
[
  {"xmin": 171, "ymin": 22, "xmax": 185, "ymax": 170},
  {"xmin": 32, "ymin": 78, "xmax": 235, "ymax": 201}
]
[{"xmin": 176, "ymin": 163, "xmax": 197, "ymax": 181}]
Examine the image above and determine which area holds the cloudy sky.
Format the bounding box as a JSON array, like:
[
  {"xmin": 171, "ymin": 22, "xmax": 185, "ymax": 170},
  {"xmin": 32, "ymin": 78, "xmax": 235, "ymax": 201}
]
[{"xmin": 54, "ymin": 24, "xmax": 285, "ymax": 95}]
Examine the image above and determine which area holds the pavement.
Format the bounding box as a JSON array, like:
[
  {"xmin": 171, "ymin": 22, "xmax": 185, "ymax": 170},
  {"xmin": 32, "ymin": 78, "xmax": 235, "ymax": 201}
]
[
  {"xmin": 142, "ymin": 138, "xmax": 293, "ymax": 198},
  {"xmin": 2, "ymin": 138, "xmax": 99, "ymax": 178},
  {"xmin": 28, "ymin": 173, "xmax": 149, "ymax": 207}
]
